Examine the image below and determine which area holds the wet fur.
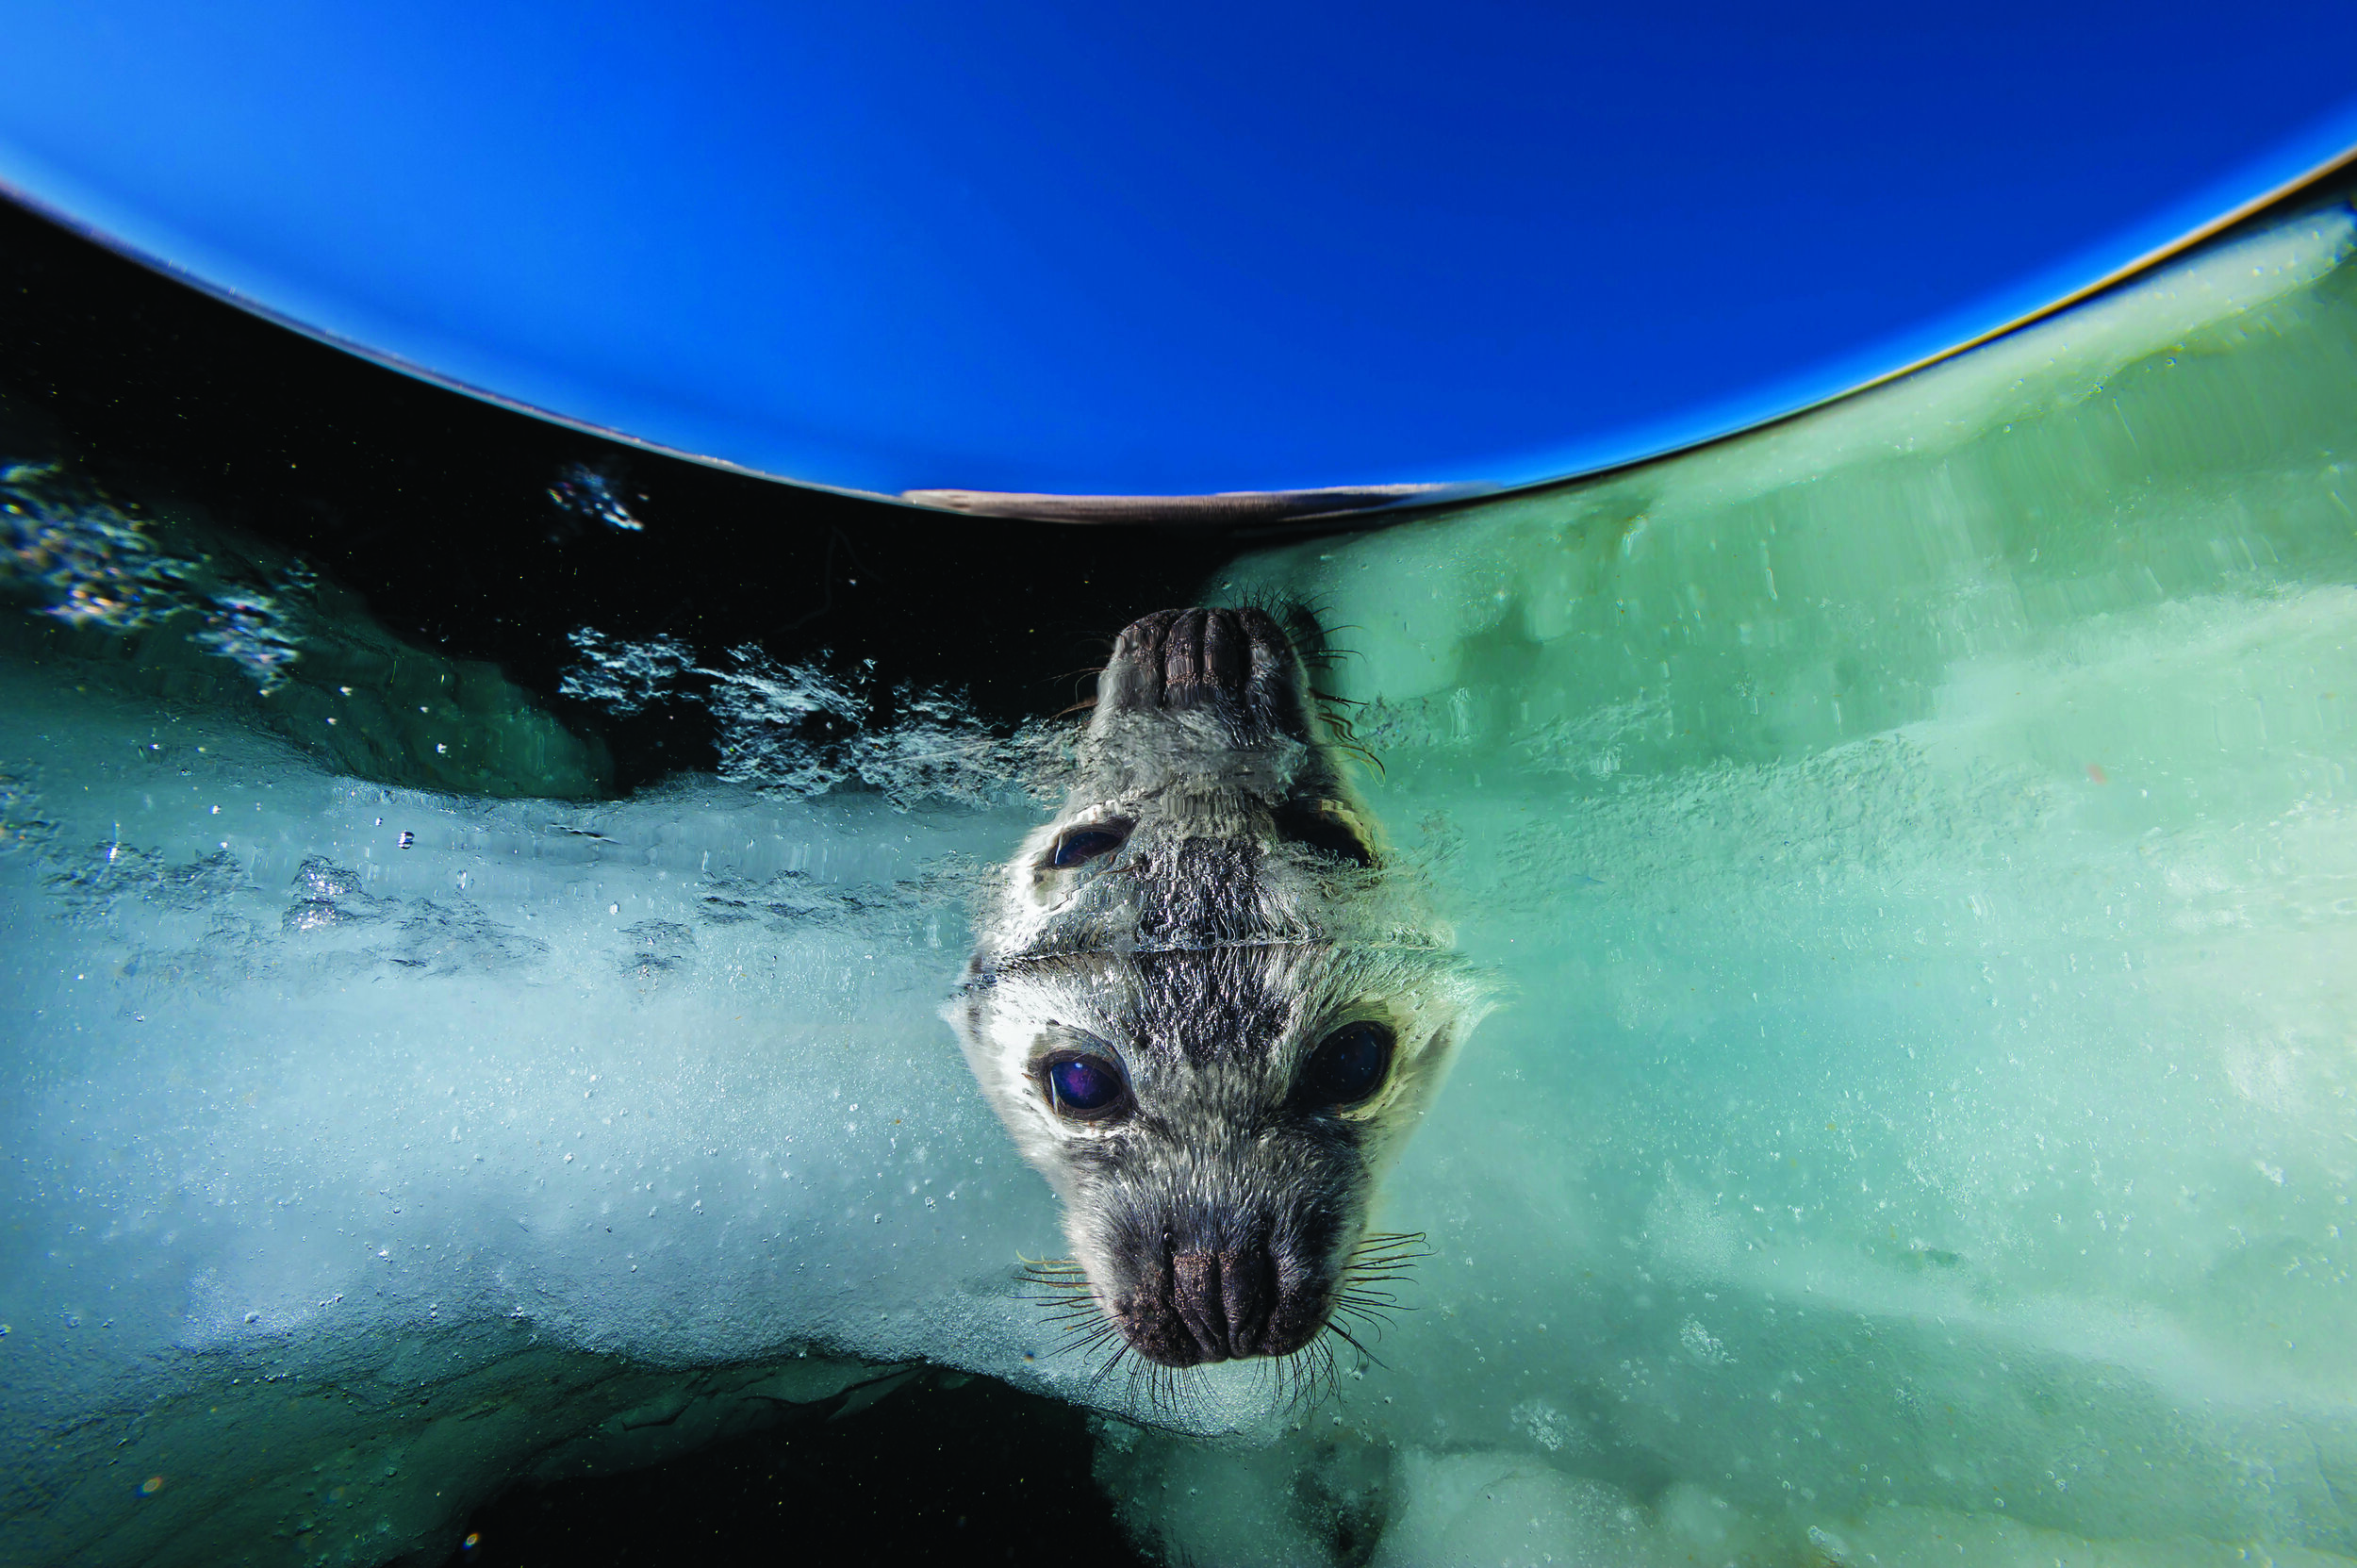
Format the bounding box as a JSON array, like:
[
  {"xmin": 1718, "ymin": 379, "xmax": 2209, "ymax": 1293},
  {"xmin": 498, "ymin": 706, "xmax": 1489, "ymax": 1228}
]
[{"xmin": 948, "ymin": 606, "xmax": 1490, "ymax": 1405}]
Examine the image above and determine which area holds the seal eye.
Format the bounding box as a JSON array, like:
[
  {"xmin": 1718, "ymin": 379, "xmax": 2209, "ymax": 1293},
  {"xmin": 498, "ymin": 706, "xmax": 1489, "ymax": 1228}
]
[
  {"xmin": 1044, "ymin": 1053, "xmax": 1128, "ymax": 1120},
  {"xmin": 1299, "ymin": 1021, "xmax": 1394, "ymax": 1109},
  {"xmin": 1049, "ymin": 819, "xmax": 1133, "ymax": 868}
]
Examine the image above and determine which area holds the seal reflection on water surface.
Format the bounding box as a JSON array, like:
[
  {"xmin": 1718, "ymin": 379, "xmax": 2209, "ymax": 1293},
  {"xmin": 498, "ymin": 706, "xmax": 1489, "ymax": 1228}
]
[{"xmin": 949, "ymin": 607, "xmax": 1491, "ymax": 1386}]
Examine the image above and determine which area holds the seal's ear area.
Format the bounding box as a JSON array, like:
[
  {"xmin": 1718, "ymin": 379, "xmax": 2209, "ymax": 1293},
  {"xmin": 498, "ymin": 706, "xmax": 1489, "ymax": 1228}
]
[{"xmin": 1368, "ymin": 964, "xmax": 1499, "ymax": 1113}]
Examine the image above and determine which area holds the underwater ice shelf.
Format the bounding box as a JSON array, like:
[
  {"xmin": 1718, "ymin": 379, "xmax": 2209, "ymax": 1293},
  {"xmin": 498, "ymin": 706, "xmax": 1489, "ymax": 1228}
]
[{"xmin": 6, "ymin": 199, "xmax": 2357, "ymax": 1566}]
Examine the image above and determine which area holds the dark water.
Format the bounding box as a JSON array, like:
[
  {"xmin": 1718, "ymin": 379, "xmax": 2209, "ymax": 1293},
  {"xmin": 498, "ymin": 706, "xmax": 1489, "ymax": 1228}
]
[
  {"xmin": 440, "ymin": 1372, "xmax": 1146, "ymax": 1568},
  {"xmin": 0, "ymin": 196, "xmax": 1250, "ymax": 800},
  {"xmin": 0, "ymin": 194, "xmax": 1239, "ymax": 1566}
]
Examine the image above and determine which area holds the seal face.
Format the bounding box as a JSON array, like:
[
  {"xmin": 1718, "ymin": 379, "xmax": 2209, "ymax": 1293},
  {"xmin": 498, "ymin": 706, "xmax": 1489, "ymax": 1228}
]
[{"xmin": 949, "ymin": 607, "xmax": 1490, "ymax": 1372}]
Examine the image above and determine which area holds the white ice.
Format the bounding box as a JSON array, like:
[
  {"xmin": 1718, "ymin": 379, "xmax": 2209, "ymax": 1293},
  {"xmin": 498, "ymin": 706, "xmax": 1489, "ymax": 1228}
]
[{"xmin": 0, "ymin": 655, "xmax": 1189, "ymax": 1564}]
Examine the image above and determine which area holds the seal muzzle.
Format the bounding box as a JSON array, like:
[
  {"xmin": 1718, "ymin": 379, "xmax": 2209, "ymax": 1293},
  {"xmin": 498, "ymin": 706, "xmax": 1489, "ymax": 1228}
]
[{"xmin": 1095, "ymin": 606, "xmax": 1313, "ymax": 746}]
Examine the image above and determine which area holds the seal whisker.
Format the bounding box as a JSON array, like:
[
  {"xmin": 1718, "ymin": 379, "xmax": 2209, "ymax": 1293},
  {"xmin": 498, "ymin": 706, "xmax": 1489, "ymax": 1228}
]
[
  {"xmin": 1333, "ymin": 1288, "xmax": 1404, "ymax": 1312},
  {"xmin": 1265, "ymin": 1347, "xmax": 1305, "ymax": 1413},
  {"xmin": 1063, "ymin": 1326, "xmax": 1126, "ymax": 1360},
  {"xmin": 1022, "ymin": 1273, "xmax": 1096, "ymax": 1291},
  {"xmin": 1053, "ymin": 1306, "xmax": 1120, "ymax": 1339},
  {"xmin": 1091, "ymin": 1342, "xmax": 1132, "ymax": 1391},
  {"xmin": 1323, "ymin": 1317, "xmax": 1387, "ymax": 1371},
  {"xmin": 1334, "ymin": 1298, "xmax": 1401, "ymax": 1318},
  {"xmin": 1110, "ymin": 1349, "xmax": 1215, "ymax": 1428},
  {"xmin": 1025, "ymin": 1289, "xmax": 1102, "ymax": 1312},
  {"xmin": 1315, "ymin": 1340, "xmax": 1342, "ymax": 1408},
  {"xmin": 1349, "ymin": 1230, "xmax": 1431, "ymax": 1256},
  {"xmin": 1296, "ymin": 1335, "xmax": 1341, "ymax": 1409},
  {"xmin": 1017, "ymin": 1260, "xmax": 1096, "ymax": 1299},
  {"xmin": 1018, "ymin": 1253, "xmax": 1089, "ymax": 1271}
]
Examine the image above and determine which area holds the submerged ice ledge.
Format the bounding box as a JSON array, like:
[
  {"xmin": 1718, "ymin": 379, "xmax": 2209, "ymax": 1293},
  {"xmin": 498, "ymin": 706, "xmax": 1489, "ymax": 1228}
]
[{"xmin": 0, "ymin": 668, "xmax": 1290, "ymax": 1568}]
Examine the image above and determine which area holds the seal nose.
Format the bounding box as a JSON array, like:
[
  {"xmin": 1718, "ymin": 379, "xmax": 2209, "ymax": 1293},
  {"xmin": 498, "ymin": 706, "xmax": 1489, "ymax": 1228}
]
[
  {"xmin": 1171, "ymin": 1246, "xmax": 1277, "ymax": 1362},
  {"xmin": 1095, "ymin": 606, "xmax": 1310, "ymax": 741},
  {"xmin": 1115, "ymin": 1236, "xmax": 1321, "ymax": 1366},
  {"xmin": 1157, "ymin": 608, "xmax": 1249, "ymax": 706}
]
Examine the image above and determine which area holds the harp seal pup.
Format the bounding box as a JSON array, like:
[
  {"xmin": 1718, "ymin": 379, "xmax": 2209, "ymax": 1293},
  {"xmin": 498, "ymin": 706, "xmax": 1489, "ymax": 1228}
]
[{"xmin": 948, "ymin": 606, "xmax": 1490, "ymax": 1372}]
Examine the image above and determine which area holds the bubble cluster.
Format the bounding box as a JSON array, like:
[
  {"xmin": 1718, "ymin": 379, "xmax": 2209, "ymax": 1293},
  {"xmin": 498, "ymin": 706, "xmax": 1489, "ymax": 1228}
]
[
  {"xmin": 0, "ymin": 459, "xmax": 309, "ymax": 686},
  {"xmin": 561, "ymin": 627, "xmax": 1068, "ymax": 808},
  {"xmin": 546, "ymin": 459, "xmax": 646, "ymax": 532}
]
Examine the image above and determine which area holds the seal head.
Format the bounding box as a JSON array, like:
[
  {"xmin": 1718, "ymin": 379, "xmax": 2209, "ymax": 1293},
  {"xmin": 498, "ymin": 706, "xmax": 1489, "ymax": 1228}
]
[{"xmin": 951, "ymin": 607, "xmax": 1488, "ymax": 1370}]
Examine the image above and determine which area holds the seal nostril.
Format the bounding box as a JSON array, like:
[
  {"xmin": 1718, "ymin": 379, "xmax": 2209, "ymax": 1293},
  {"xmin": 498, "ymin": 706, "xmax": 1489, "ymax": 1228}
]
[
  {"xmin": 1167, "ymin": 1245, "xmax": 1283, "ymax": 1361},
  {"xmin": 1095, "ymin": 605, "xmax": 1315, "ymax": 739},
  {"xmin": 1201, "ymin": 607, "xmax": 1247, "ymax": 692},
  {"xmin": 1159, "ymin": 607, "xmax": 1257, "ymax": 704},
  {"xmin": 1118, "ymin": 1246, "xmax": 1204, "ymax": 1368},
  {"xmin": 1162, "ymin": 608, "xmax": 1207, "ymax": 698},
  {"xmin": 1170, "ymin": 1249, "xmax": 1227, "ymax": 1360},
  {"xmin": 1223, "ymin": 1245, "xmax": 1278, "ymax": 1354}
]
